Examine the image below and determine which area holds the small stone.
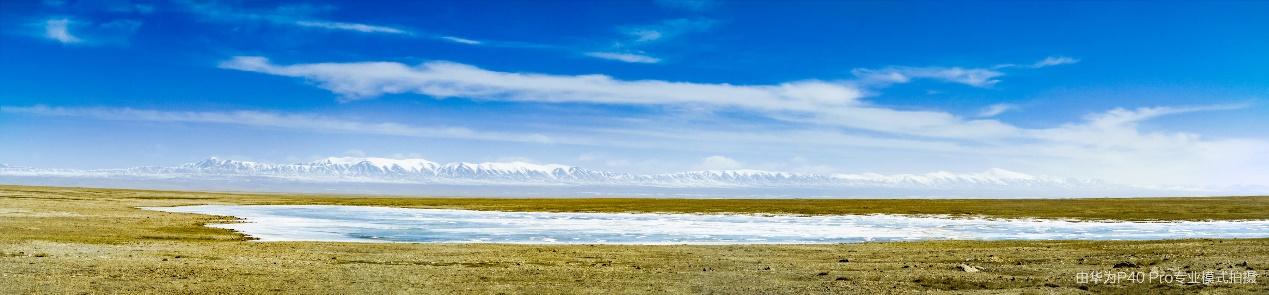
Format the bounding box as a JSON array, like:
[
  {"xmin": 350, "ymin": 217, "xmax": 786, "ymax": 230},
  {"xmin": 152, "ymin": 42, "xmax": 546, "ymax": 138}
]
[
  {"xmin": 838, "ymin": 259, "xmax": 849, "ymax": 263},
  {"xmin": 957, "ymin": 264, "xmax": 980, "ymax": 272},
  {"xmin": 1113, "ymin": 261, "xmax": 1138, "ymax": 268},
  {"xmin": 817, "ymin": 272, "xmax": 829, "ymax": 276}
]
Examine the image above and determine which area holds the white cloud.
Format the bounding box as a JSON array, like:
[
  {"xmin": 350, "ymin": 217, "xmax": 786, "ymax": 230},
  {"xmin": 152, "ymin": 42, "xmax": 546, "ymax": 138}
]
[
  {"xmin": 619, "ymin": 18, "xmax": 716, "ymax": 44},
  {"xmin": 852, "ymin": 56, "xmax": 1078, "ymax": 88},
  {"xmin": 293, "ymin": 20, "xmax": 408, "ymax": 34},
  {"xmin": 586, "ymin": 18, "xmax": 718, "ymax": 63},
  {"xmin": 440, "ymin": 36, "xmax": 482, "ymax": 45},
  {"xmin": 209, "ymin": 56, "xmax": 1269, "ymax": 187},
  {"xmin": 222, "ymin": 56, "xmax": 1024, "ymax": 140},
  {"xmin": 994, "ymin": 56, "xmax": 1081, "ymax": 69},
  {"xmin": 626, "ymin": 29, "xmax": 663, "ymax": 42},
  {"xmin": 42, "ymin": 18, "xmax": 81, "ymax": 44},
  {"xmin": 997, "ymin": 104, "xmax": 1267, "ymax": 186},
  {"xmin": 0, "ymin": 106, "xmax": 555, "ymax": 144},
  {"xmin": 852, "ymin": 66, "xmax": 1005, "ymax": 88},
  {"xmin": 697, "ymin": 155, "xmax": 743, "ymax": 170},
  {"xmin": 178, "ymin": 1, "xmax": 409, "ymax": 35},
  {"xmin": 1029, "ymin": 104, "xmax": 1250, "ymax": 147},
  {"xmin": 1031, "ymin": 56, "xmax": 1080, "ymax": 68},
  {"xmin": 584, "ymin": 52, "xmax": 662, "ymax": 64},
  {"xmin": 33, "ymin": 17, "xmax": 141, "ymax": 46},
  {"xmin": 977, "ymin": 103, "xmax": 1018, "ymax": 117},
  {"xmin": 217, "ymin": 56, "xmax": 865, "ymax": 114},
  {"xmin": 214, "ymin": 56, "xmax": 1260, "ymax": 146},
  {"xmin": 850, "ymin": 56, "xmax": 1078, "ymax": 88}
]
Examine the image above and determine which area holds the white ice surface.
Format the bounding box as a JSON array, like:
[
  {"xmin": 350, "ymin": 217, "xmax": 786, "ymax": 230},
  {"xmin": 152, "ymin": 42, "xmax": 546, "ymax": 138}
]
[{"xmin": 145, "ymin": 205, "xmax": 1269, "ymax": 244}]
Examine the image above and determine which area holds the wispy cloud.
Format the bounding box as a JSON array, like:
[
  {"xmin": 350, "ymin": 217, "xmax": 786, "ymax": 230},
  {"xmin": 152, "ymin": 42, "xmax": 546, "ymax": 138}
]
[
  {"xmin": 1038, "ymin": 104, "xmax": 1252, "ymax": 143},
  {"xmin": 177, "ymin": 1, "xmax": 410, "ymax": 35},
  {"xmin": 583, "ymin": 18, "xmax": 719, "ymax": 63},
  {"xmin": 1017, "ymin": 104, "xmax": 1266, "ymax": 185},
  {"xmin": 584, "ymin": 52, "xmax": 661, "ymax": 64},
  {"xmin": 854, "ymin": 56, "xmax": 1080, "ymax": 88},
  {"xmin": 33, "ymin": 17, "xmax": 141, "ymax": 46},
  {"xmin": 0, "ymin": 106, "xmax": 555, "ymax": 144},
  {"xmin": 213, "ymin": 56, "xmax": 1037, "ymax": 140},
  {"xmin": 217, "ymin": 56, "xmax": 864, "ymax": 113},
  {"xmin": 619, "ymin": 18, "xmax": 717, "ymax": 43},
  {"xmin": 215, "ymin": 54, "xmax": 1266, "ymax": 176},
  {"xmin": 176, "ymin": 1, "xmax": 528, "ymax": 48},
  {"xmin": 852, "ymin": 66, "xmax": 1006, "ymax": 88},
  {"xmin": 1031, "ymin": 56, "xmax": 1080, "ymax": 68},
  {"xmin": 293, "ymin": 20, "xmax": 408, "ymax": 34},
  {"xmin": 42, "ymin": 18, "xmax": 81, "ymax": 44},
  {"xmin": 696, "ymin": 155, "xmax": 743, "ymax": 170},
  {"xmin": 439, "ymin": 36, "xmax": 482, "ymax": 45},
  {"xmin": 994, "ymin": 56, "xmax": 1081, "ymax": 69},
  {"xmin": 977, "ymin": 103, "xmax": 1018, "ymax": 117}
]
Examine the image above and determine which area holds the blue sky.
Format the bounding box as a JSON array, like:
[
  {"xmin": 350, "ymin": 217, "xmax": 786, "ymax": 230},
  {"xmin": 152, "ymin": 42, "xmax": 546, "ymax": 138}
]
[{"xmin": 2, "ymin": 0, "xmax": 1268, "ymax": 188}]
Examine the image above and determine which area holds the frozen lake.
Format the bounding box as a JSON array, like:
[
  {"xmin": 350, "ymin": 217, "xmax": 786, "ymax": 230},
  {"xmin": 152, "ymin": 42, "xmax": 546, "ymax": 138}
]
[{"xmin": 147, "ymin": 205, "xmax": 1269, "ymax": 244}]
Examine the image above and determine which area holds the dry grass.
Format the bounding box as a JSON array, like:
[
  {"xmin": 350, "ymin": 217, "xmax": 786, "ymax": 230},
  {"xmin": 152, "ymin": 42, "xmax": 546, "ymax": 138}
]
[{"xmin": 1, "ymin": 185, "xmax": 1267, "ymax": 294}]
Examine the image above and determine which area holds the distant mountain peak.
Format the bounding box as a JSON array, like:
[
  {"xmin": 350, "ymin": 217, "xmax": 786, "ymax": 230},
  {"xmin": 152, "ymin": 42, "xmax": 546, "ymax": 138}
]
[{"xmin": 0, "ymin": 156, "xmax": 1144, "ymax": 196}]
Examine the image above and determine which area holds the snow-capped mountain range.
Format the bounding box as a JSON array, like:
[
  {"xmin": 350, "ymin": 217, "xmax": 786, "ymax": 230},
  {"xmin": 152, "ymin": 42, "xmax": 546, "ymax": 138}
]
[{"xmin": 1, "ymin": 156, "xmax": 1105, "ymax": 189}]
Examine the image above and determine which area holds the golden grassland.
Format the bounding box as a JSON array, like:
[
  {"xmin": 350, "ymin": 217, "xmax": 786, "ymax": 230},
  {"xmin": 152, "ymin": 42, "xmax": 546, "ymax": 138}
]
[{"xmin": 1, "ymin": 185, "xmax": 1267, "ymax": 294}]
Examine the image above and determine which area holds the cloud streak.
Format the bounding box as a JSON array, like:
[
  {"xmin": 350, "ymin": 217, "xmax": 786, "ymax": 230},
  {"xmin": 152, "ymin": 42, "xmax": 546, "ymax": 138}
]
[
  {"xmin": 852, "ymin": 66, "xmax": 1006, "ymax": 88},
  {"xmin": 439, "ymin": 36, "xmax": 482, "ymax": 45},
  {"xmin": 619, "ymin": 18, "xmax": 717, "ymax": 44},
  {"xmin": 292, "ymin": 20, "xmax": 408, "ymax": 34},
  {"xmin": 177, "ymin": 1, "xmax": 410, "ymax": 35},
  {"xmin": 218, "ymin": 56, "xmax": 864, "ymax": 112},
  {"xmin": 0, "ymin": 105, "xmax": 555, "ymax": 144},
  {"xmin": 977, "ymin": 103, "xmax": 1018, "ymax": 117},
  {"xmin": 583, "ymin": 18, "xmax": 718, "ymax": 63},
  {"xmin": 1031, "ymin": 56, "xmax": 1080, "ymax": 68},
  {"xmin": 584, "ymin": 52, "xmax": 662, "ymax": 64},
  {"xmin": 854, "ymin": 56, "xmax": 1081, "ymax": 88},
  {"xmin": 218, "ymin": 56, "xmax": 1041, "ymax": 139},
  {"xmin": 33, "ymin": 17, "xmax": 141, "ymax": 46},
  {"xmin": 42, "ymin": 18, "xmax": 81, "ymax": 44},
  {"xmin": 993, "ymin": 56, "xmax": 1081, "ymax": 69}
]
